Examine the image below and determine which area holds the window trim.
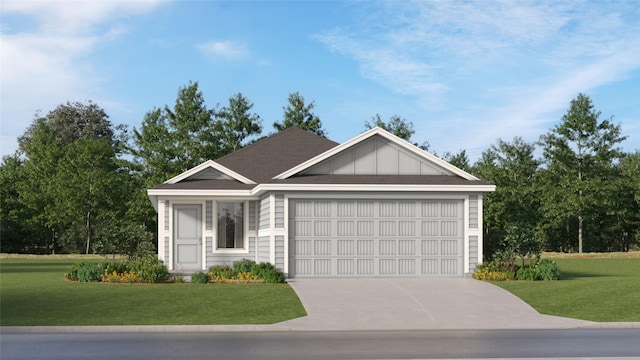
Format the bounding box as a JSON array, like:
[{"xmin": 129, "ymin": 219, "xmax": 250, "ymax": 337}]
[{"xmin": 213, "ymin": 200, "xmax": 250, "ymax": 254}]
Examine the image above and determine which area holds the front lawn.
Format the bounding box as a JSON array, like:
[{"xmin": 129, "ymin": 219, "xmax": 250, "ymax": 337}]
[
  {"xmin": 493, "ymin": 253, "xmax": 640, "ymax": 322},
  {"xmin": 0, "ymin": 256, "xmax": 306, "ymax": 326}
]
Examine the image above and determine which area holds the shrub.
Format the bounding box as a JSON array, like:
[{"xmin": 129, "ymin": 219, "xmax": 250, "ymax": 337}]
[
  {"xmin": 473, "ymin": 260, "xmax": 517, "ymax": 281},
  {"xmin": 191, "ymin": 271, "xmax": 209, "ymax": 284},
  {"xmin": 516, "ymin": 267, "xmax": 540, "ymax": 281},
  {"xmin": 233, "ymin": 259, "xmax": 256, "ymax": 274},
  {"xmin": 236, "ymin": 271, "xmax": 259, "ymax": 283},
  {"xmin": 99, "ymin": 260, "xmax": 130, "ymax": 275},
  {"xmin": 208, "ymin": 265, "xmax": 234, "ymax": 282},
  {"xmin": 65, "ymin": 261, "xmax": 91, "ymax": 281},
  {"xmin": 101, "ymin": 271, "xmax": 141, "ymax": 283},
  {"xmin": 251, "ymin": 262, "xmax": 285, "ymax": 283},
  {"xmin": 130, "ymin": 255, "xmax": 169, "ymax": 283},
  {"xmin": 77, "ymin": 263, "xmax": 102, "ymax": 282},
  {"xmin": 535, "ymin": 258, "xmax": 561, "ymax": 280}
]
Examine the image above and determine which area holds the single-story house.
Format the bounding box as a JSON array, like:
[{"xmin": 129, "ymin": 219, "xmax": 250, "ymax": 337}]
[{"xmin": 148, "ymin": 127, "xmax": 495, "ymax": 278}]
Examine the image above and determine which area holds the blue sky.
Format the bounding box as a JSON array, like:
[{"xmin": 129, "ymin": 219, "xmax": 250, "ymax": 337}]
[{"xmin": 1, "ymin": 1, "xmax": 639, "ymax": 161}]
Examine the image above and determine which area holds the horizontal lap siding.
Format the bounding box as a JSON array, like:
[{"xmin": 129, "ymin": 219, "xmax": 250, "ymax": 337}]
[
  {"xmin": 206, "ymin": 237, "xmax": 256, "ymax": 268},
  {"xmin": 289, "ymin": 200, "xmax": 464, "ymax": 278},
  {"xmin": 258, "ymin": 236, "xmax": 270, "ymax": 264}
]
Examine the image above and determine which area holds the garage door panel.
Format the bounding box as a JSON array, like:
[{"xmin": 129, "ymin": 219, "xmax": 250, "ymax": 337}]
[{"xmin": 289, "ymin": 199, "xmax": 464, "ymax": 278}]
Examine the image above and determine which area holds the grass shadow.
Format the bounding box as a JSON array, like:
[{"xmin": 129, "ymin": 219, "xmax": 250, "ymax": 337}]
[{"xmin": 560, "ymin": 270, "xmax": 615, "ymax": 280}]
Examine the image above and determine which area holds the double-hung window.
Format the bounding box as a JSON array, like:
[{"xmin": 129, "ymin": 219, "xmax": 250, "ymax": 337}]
[{"xmin": 217, "ymin": 202, "xmax": 244, "ymax": 249}]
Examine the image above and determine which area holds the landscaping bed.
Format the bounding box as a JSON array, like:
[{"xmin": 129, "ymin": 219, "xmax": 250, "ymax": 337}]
[
  {"xmin": 0, "ymin": 255, "xmax": 306, "ymax": 326},
  {"xmin": 492, "ymin": 252, "xmax": 640, "ymax": 322}
]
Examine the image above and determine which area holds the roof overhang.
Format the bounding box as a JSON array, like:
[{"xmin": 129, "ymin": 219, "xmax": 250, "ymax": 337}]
[
  {"xmin": 251, "ymin": 183, "xmax": 496, "ymax": 197},
  {"xmin": 147, "ymin": 189, "xmax": 256, "ymax": 211},
  {"xmin": 163, "ymin": 160, "xmax": 256, "ymax": 185},
  {"xmin": 273, "ymin": 127, "xmax": 481, "ymax": 181}
]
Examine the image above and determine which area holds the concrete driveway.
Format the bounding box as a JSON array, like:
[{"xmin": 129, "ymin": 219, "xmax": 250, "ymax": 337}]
[{"xmin": 279, "ymin": 278, "xmax": 594, "ymax": 331}]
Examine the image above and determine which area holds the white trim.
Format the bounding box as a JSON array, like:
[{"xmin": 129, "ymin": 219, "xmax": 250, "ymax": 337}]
[
  {"xmin": 273, "ymin": 127, "xmax": 481, "ymax": 181},
  {"xmin": 478, "ymin": 195, "xmax": 484, "ymax": 265},
  {"xmin": 170, "ymin": 201, "xmax": 206, "ymax": 271},
  {"xmin": 464, "ymin": 196, "xmax": 470, "ymax": 274},
  {"xmin": 212, "ymin": 200, "xmax": 251, "ymax": 255},
  {"xmin": 148, "ymin": 189, "xmax": 255, "ymax": 197},
  {"xmin": 164, "ymin": 160, "xmax": 256, "ymax": 185},
  {"xmin": 252, "ymin": 183, "xmax": 495, "ymax": 196},
  {"xmin": 269, "ymin": 194, "xmax": 276, "ymax": 265},
  {"xmin": 283, "ymin": 194, "xmax": 290, "ymax": 275}
]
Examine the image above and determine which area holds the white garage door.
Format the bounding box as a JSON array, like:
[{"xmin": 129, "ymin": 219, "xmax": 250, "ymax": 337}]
[{"xmin": 289, "ymin": 199, "xmax": 464, "ymax": 278}]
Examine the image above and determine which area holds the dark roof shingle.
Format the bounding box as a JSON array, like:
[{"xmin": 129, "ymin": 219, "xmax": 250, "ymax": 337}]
[{"xmin": 215, "ymin": 127, "xmax": 338, "ymax": 182}]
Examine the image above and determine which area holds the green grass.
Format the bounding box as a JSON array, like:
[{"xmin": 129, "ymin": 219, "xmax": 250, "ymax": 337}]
[
  {"xmin": 0, "ymin": 257, "xmax": 306, "ymax": 326},
  {"xmin": 493, "ymin": 255, "xmax": 640, "ymax": 322}
]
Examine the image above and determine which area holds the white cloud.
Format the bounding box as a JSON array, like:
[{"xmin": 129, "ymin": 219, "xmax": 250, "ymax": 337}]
[
  {"xmin": 197, "ymin": 40, "xmax": 249, "ymax": 61},
  {"xmin": 0, "ymin": 0, "xmax": 165, "ymax": 155},
  {"xmin": 316, "ymin": 1, "xmax": 640, "ymax": 159}
]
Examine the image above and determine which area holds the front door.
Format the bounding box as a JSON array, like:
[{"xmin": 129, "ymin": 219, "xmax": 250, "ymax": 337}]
[{"xmin": 174, "ymin": 204, "xmax": 202, "ymax": 271}]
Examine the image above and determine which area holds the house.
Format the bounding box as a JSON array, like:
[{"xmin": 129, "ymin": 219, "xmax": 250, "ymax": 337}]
[{"xmin": 147, "ymin": 127, "xmax": 495, "ymax": 278}]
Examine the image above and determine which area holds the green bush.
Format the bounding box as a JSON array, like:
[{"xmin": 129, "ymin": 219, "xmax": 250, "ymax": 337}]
[
  {"xmin": 251, "ymin": 262, "xmax": 285, "ymax": 283},
  {"xmin": 65, "ymin": 261, "xmax": 91, "ymax": 281},
  {"xmin": 516, "ymin": 267, "xmax": 539, "ymax": 281},
  {"xmin": 208, "ymin": 265, "xmax": 234, "ymax": 280},
  {"xmin": 130, "ymin": 255, "xmax": 169, "ymax": 283},
  {"xmin": 190, "ymin": 271, "xmax": 209, "ymax": 284},
  {"xmin": 77, "ymin": 263, "xmax": 102, "ymax": 282},
  {"xmin": 99, "ymin": 260, "xmax": 130, "ymax": 275},
  {"xmin": 233, "ymin": 259, "xmax": 256, "ymax": 274},
  {"xmin": 535, "ymin": 258, "xmax": 561, "ymax": 280}
]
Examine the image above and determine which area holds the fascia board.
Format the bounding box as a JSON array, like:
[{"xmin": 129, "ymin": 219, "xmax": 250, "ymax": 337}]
[
  {"xmin": 164, "ymin": 160, "xmax": 256, "ymax": 185},
  {"xmin": 252, "ymin": 183, "xmax": 496, "ymax": 196},
  {"xmin": 273, "ymin": 127, "xmax": 480, "ymax": 181},
  {"xmin": 147, "ymin": 189, "xmax": 256, "ymax": 197}
]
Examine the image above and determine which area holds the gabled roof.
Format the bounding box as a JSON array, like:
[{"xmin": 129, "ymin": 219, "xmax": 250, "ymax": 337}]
[
  {"xmin": 162, "ymin": 160, "xmax": 255, "ymax": 185},
  {"xmin": 215, "ymin": 127, "xmax": 338, "ymax": 183},
  {"xmin": 148, "ymin": 126, "xmax": 495, "ymax": 207},
  {"xmin": 274, "ymin": 127, "xmax": 480, "ymax": 180}
]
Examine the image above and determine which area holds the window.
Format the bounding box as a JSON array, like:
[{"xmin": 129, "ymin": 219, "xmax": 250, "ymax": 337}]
[{"xmin": 217, "ymin": 202, "xmax": 244, "ymax": 249}]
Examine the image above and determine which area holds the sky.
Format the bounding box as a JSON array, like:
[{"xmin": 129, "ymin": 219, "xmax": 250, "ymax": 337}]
[{"xmin": 1, "ymin": 0, "xmax": 639, "ymax": 162}]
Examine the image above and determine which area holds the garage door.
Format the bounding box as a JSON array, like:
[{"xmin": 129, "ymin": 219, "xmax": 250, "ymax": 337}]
[{"xmin": 288, "ymin": 199, "xmax": 464, "ymax": 278}]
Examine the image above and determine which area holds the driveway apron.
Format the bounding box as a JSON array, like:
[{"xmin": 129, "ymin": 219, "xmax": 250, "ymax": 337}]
[{"xmin": 280, "ymin": 278, "xmax": 593, "ymax": 331}]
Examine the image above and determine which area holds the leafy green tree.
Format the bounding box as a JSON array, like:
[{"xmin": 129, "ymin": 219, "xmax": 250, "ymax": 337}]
[
  {"xmin": 15, "ymin": 101, "xmax": 137, "ymax": 254},
  {"xmin": 215, "ymin": 93, "xmax": 263, "ymax": 155},
  {"xmin": 53, "ymin": 137, "xmax": 128, "ymax": 254},
  {"xmin": 539, "ymin": 93, "xmax": 626, "ymax": 252},
  {"xmin": 0, "ymin": 155, "xmax": 33, "ymax": 252},
  {"xmin": 366, "ymin": 114, "xmax": 415, "ymax": 140},
  {"xmin": 442, "ymin": 150, "xmax": 470, "ymax": 172},
  {"xmin": 471, "ymin": 137, "xmax": 541, "ymax": 258},
  {"xmin": 132, "ymin": 81, "xmax": 225, "ymax": 186},
  {"xmin": 364, "ymin": 114, "xmax": 430, "ymax": 151},
  {"xmin": 274, "ymin": 92, "xmax": 326, "ymax": 137}
]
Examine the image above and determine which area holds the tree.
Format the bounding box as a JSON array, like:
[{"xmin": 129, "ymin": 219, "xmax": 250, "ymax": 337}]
[
  {"xmin": 0, "ymin": 155, "xmax": 32, "ymax": 252},
  {"xmin": 471, "ymin": 137, "xmax": 541, "ymax": 258},
  {"xmin": 164, "ymin": 81, "xmax": 219, "ymax": 173},
  {"xmin": 214, "ymin": 93, "xmax": 263, "ymax": 155},
  {"xmin": 18, "ymin": 101, "xmax": 122, "ymax": 152},
  {"xmin": 539, "ymin": 93, "xmax": 627, "ymax": 253},
  {"xmin": 365, "ymin": 114, "xmax": 415, "ymax": 140},
  {"xmin": 442, "ymin": 150, "xmax": 470, "ymax": 172},
  {"xmin": 364, "ymin": 114, "xmax": 430, "ymax": 151},
  {"xmin": 132, "ymin": 82, "xmax": 219, "ymax": 185},
  {"xmin": 274, "ymin": 92, "xmax": 326, "ymax": 137},
  {"xmin": 14, "ymin": 101, "xmax": 136, "ymax": 254}
]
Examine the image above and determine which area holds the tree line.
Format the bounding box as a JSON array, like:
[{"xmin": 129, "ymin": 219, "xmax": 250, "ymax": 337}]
[{"xmin": 1, "ymin": 82, "xmax": 638, "ymax": 258}]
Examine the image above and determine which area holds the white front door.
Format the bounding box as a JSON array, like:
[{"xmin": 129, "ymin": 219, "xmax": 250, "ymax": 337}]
[{"xmin": 174, "ymin": 204, "xmax": 202, "ymax": 271}]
